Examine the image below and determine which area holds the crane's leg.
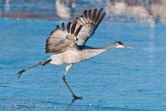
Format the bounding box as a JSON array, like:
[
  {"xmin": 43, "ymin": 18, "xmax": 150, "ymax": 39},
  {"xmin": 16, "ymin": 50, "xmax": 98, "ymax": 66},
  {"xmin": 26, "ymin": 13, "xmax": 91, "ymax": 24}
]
[
  {"xmin": 17, "ymin": 59, "xmax": 51, "ymax": 78},
  {"xmin": 62, "ymin": 64, "xmax": 82, "ymax": 100}
]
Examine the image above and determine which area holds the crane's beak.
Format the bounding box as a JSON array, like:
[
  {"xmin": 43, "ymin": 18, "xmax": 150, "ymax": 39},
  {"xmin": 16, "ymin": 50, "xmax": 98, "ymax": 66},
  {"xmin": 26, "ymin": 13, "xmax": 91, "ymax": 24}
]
[{"xmin": 123, "ymin": 45, "xmax": 134, "ymax": 49}]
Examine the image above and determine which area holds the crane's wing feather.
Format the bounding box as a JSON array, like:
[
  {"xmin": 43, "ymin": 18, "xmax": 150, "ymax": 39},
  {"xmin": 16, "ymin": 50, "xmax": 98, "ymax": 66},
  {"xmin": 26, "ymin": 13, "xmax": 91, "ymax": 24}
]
[
  {"xmin": 46, "ymin": 21, "xmax": 82, "ymax": 53},
  {"xmin": 45, "ymin": 8, "xmax": 104, "ymax": 53},
  {"xmin": 74, "ymin": 8, "xmax": 105, "ymax": 46}
]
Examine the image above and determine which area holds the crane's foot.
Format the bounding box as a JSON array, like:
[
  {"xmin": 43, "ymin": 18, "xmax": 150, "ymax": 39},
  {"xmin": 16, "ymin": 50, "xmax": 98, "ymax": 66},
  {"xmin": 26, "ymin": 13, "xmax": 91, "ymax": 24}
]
[
  {"xmin": 72, "ymin": 95, "xmax": 83, "ymax": 103},
  {"xmin": 17, "ymin": 69, "xmax": 25, "ymax": 78},
  {"xmin": 73, "ymin": 95, "xmax": 83, "ymax": 100}
]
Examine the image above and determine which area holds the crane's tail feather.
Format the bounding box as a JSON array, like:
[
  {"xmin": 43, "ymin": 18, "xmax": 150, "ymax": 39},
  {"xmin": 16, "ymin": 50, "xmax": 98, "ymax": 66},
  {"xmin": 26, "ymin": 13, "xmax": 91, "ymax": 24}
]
[{"xmin": 17, "ymin": 59, "xmax": 51, "ymax": 79}]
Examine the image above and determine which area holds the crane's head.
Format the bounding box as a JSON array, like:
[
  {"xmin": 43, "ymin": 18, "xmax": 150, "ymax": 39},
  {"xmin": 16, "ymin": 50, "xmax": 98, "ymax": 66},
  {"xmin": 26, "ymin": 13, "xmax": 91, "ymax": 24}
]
[{"xmin": 113, "ymin": 41, "xmax": 134, "ymax": 49}]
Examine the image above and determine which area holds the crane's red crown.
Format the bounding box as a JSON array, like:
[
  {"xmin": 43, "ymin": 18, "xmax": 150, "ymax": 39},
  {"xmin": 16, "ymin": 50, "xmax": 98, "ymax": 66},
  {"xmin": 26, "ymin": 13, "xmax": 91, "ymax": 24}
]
[{"xmin": 117, "ymin": 41, "xmax": 123, "ymax": 45}]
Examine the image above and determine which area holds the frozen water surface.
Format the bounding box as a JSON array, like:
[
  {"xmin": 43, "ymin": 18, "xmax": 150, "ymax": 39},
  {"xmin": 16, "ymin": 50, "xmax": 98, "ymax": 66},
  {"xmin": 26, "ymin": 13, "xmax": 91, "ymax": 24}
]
[{"xmin": 0, "ymin": 0, "xmax": 166, "ymax": 111}]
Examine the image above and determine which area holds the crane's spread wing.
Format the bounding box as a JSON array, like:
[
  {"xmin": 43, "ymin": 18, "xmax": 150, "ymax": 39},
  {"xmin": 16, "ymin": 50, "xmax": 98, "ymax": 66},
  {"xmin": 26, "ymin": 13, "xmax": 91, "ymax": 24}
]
[
  {"xmin": 74, "ymin": 8, "xmax": 105, "ymax": 46},
  {"xmin": 46, "ymin": 8, "xmax": 105, "ymax": 53},
  {"xmin": 46, "ymin": 21, "xmax": 82, "ymax": 53}
]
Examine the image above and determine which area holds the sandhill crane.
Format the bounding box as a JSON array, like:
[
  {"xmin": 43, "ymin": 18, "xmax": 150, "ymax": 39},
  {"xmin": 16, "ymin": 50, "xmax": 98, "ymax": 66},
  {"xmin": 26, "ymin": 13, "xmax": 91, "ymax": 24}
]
[{"xmin": 18, "ymin": 8, "xmax": 133, "ymax": 100}]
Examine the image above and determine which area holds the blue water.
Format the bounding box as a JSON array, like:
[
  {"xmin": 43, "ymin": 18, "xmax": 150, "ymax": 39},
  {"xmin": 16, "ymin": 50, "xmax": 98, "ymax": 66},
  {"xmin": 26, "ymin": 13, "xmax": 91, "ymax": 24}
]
[{"xmin": 1, "ymin": 1, "xmax": 166, "ymax": 111}]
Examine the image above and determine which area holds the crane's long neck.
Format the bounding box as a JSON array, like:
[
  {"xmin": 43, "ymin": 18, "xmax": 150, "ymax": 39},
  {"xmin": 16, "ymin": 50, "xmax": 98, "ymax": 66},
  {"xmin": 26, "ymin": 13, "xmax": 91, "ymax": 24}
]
[
  {"xmin": 80, "ymin": 43, "xmax": 115, "ymax": 61},
  {"xmin": 105, "ymin": 43, "xmax": 116, "ymax": 49}
]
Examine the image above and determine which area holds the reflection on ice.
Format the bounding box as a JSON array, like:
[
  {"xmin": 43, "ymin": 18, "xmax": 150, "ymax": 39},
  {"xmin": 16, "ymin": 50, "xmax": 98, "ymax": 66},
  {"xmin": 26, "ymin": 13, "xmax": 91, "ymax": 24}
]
[
  {"xmin": 105, "ymin": 0, "xmax": 166, "ymax": 26},
  {"xmin": 5, "ymin": 0, "xmax": 10, "ymax": 12},
  {"xmin": 55, "ymin": 0, "xmax": 75, "ymax": 18},
  {"xmin": 0, "ymin": 0, "xmax": 166, "ymax": 25}
]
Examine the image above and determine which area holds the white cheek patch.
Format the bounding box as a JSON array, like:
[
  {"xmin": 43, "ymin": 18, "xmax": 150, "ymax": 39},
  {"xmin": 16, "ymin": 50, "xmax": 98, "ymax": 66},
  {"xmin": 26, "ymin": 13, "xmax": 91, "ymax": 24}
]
[{"xmin": 117, "ymin": 45, "xmax": 124, "ymax": 48}]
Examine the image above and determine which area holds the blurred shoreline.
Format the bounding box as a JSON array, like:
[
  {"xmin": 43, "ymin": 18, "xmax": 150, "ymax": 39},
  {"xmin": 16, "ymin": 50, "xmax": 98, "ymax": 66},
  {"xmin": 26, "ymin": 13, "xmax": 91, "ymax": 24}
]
[{"xmin": 0, "ymin": 0, "xmax": 166, "ymax": 25}]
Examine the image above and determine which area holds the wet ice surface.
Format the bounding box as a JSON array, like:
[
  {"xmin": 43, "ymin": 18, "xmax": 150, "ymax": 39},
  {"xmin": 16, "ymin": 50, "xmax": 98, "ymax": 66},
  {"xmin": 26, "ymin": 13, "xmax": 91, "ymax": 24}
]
[{"xmin": 1, "ymin": 1, "xmax": 166, "ymax": 110}]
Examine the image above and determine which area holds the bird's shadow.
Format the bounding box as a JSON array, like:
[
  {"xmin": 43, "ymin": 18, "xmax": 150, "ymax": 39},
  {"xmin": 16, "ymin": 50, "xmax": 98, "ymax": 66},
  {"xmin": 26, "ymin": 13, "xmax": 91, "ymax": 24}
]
[
  {"xmin": 43, "ymin": 97, "xmax": 83, "ymax": 111},
  {"xmin": 64, "ymin": 98, "xmax": 81, "ymax": 111}
]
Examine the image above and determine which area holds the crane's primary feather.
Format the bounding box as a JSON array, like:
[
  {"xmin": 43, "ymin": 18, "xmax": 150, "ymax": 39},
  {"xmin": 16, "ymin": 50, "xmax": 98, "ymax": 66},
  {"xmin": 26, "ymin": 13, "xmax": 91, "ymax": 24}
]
[
  {"xmin": 46, "ymin": 21, "xmax": 82, "ymax": 53},
  {"xmin": 74, "ymin": 8, "xmax": 105, "ymax": 46}
]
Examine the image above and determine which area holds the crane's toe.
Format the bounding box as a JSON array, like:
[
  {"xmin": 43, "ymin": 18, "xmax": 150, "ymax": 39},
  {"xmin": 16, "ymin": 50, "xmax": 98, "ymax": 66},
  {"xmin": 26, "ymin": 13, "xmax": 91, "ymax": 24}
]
[
  {"xmin": 73, "ymin": 95, "xmax": 83, "ymax": 100},
  {"xmin": 17, "ymin": 69, "xmax": 25, "ymax": 78}
]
